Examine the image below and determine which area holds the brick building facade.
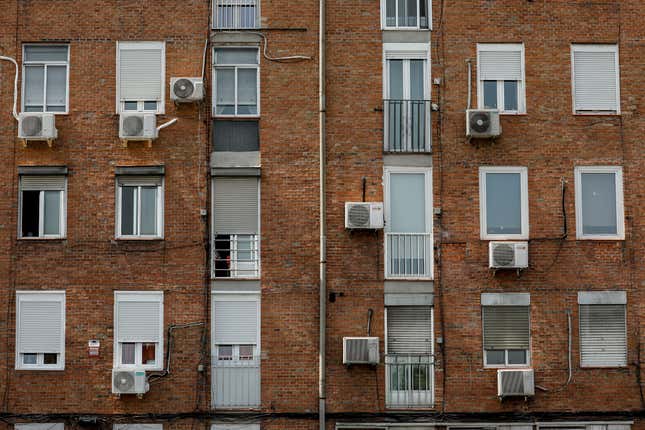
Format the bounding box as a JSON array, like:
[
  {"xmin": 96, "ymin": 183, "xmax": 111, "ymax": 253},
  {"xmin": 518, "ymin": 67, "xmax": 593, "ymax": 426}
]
[{"xmin": 0, "ymin": 1, "xmax": 642, "ymax": 430}]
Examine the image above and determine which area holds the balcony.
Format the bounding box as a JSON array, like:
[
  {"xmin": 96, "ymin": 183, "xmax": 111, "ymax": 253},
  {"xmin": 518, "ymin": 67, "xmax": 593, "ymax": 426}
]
[
  {"xmin": 386, "ymin": 354, "xmax": 434, "ymax": 409},
  {"xmin": 212, "ymin": 234, "xmax": 260, "ymax": 279},
  {"xmin": 212, "ymin": 357, "xmax": 260, "ymax": 408},
  {"xmin": 385, "ymin": 233, "xmax": 432, "ymax": 279},
  {"xmin": 213, "ymin": 0, "xmax": 259, "ymax": 29},
  {"xmin": 384, "ymin": 99, "xmax": 431, "ymax": 153}
]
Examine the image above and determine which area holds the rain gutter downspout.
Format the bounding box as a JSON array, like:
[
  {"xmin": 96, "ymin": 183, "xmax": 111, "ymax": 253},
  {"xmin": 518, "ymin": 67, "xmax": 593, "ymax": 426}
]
[{"xmin": 318, "ymin": 0, "xmax": 327, "ymax": 425}]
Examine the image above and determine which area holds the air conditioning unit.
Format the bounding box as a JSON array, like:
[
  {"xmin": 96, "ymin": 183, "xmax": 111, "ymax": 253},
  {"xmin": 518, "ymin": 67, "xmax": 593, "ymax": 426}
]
[
  {"xmin": 343, "ymin": 337, "xmax": 379, "ymax": 365},
  {"xmin": 170, "ymin": 77, "xmax": 204, "ymax": 102},
  {"xmin": 466, "ymin": 109, "xmax": 501, "ymax": 138},
  {"xmin": 119, "ymin": 113, "xmax": 158, "ymax": 142},
  {"xmin": 497, "ymin": 369, "xmax": 534, "ymax": 398},
  {"xmin": 489, "ymin": 241, "xmax": 528, "ymax": 269},
  {"xmin": 18, "ymin": 113, "xmax": 58, "ymax": 143},
  {"xmin": 112, "ymin": 368, "xmax": 149, "ymax": 395},
  {"xmin": 345, "ymin": 202, "xmax": 384, "ymax": 229}
]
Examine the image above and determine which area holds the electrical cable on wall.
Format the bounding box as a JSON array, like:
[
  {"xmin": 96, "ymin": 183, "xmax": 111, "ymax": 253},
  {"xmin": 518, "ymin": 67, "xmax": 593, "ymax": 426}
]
[
  {"xmin": 0, "ymin": 55, "xmax": 20, "ymax": 120},
  {"xmin": 215, "ymin": 31, "xmax": 311, "ymax": 62}
]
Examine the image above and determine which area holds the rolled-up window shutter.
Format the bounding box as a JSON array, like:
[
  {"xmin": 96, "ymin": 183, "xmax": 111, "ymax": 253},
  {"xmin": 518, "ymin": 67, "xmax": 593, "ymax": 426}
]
[
  {"xmin": 116, "ymin": 295, "xmax": 162, "ymax": 342},
  {"xmin": 119, "ymin": 43, "xmax": 163, "ymax": 101},
  {"xmin": 479, "ymin": 49, "xmax": 522, "ymax": 81},
  {"xmin": 483, "ymin": 306, "xmax": 529, "ymax": 350},
  {"xmin": 387, "ymin": 306, "xmax": 433, "ymax": 354},
  {"xmin": 213, "ymin": 177, "xmax": 259, "ymax": 233},
  {"xmin": 573, "ymin": 49, "xmax": 618, "ymax": 111},
  {"xmin": 117, "ymin": 176, "xmax": 163, "ymax": 187},
  {"xmin": 579, "ymin": 304, "xmax": 626, "ymax": 367},
  {"xmin": 18, "ymin": 294, "xmax": 64, "ymax": 353},
  {"xmin": 213, "ymin": 298, "xmax": 258, "ymax": 344},
  {"xmin": 20, "ymin": 175, "xmax": 65, "ymax": 191}
]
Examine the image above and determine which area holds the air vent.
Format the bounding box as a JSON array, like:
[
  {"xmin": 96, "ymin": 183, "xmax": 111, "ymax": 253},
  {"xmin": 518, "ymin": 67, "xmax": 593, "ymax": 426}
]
[
  {"xmin": 123, "ymin": 116, "xmax": 144, "ymax": 136},
  {"xmin": 22, "ymin": 116, "xmax": 42, "ymax": 136},
  {"xmin": 489, "ymin": 241, "xmax": 528, "ymax": 269},
  {"xmin": 18, "ymin": 113, "xmax": 58, "ymax": 146},
  {"xmin": 343, "ymin": 337, "xmax": 379, "ymax": 365},
  {"xmin": 466, "ymin": 109, "xmax": 501, "ymax": 138},
  {"xmin": 498, "ymin": 369, "xmax": 534, "ymax": 398},
  {"xmin": 112, "ymin": 368, "xmax": 149, "ymax": 395},
  {"xmin": 170, "ymin": 77, "xmax": 204, "ymax": 102},
  {"xmin": 344, "ymin": 202, "xmax": 384, "ymax": 229},
  {"xmin": 119, "ymin": 113, "xmax": 158, "ymax": 146}
]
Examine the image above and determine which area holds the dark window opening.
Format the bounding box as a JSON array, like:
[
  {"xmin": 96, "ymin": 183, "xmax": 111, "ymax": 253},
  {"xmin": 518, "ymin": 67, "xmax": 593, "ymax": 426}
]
[
  {"xmin": 21, "ymin": 191, "xmax": 40, "ymax": 237},
  {"xmin": 214, "ymin": 234, "xmax": 231, "ymax": 277}
]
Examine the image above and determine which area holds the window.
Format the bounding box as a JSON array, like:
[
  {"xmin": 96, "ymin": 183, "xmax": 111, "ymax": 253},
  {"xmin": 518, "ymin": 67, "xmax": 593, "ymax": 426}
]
[
  {"xmin": 117, "ymin": 42, "xmax": 165, "ymax": 114},
  {"xmin": 16, "ymin": 425, "xmax": 64, "ymax": 430},
  {"xmin": 211, "ymin": 294, "xmax": 260, "ymax": 408},
  {"xmin": 212, "ymin": 177, "xmax": 260, "ymax": 278},
  {"xmin": 22, "ymin": 45, "xmax": 69, "ymax": 114},
  {"xmin": 114, "ymin": 292, "xmax": 163, "ymax": 370},
  {"xmin": 213, "ymin": 48, "xmax": 259, "ymax": 116},
  {"xmin": 578, "ymin": 291, "xmax": 627, "ymax": 367},
  {"xmin": 571, "ymin": 44, "xmax": 620, "ymax": 114},
  {"xmin": 382, "ymin": 0, "xmax": 430, "ymax": 29},
  {"xmin": 479, "ymin": 167, "xmax": 529, "ymax": 240},
  {"xmin": 213, "ymin": 0, "xmax": 259, "ymax": 29},
  {"xmin": 574, "ymin": 166, "xmax": 624, "ymax": 240},
  {"xmin": 385, "ymin": 306, "xmax": 434, "ymax": 408},
  {"xmin": 116, "ymin": 176, "xmax": 164, "ymax": 239},
  {"xmin": 481, "ymin": 293, "xmax": 530, "ymax": 367},
  {"xmin": 16, "ymin": 291, "xmax": 65, "ymax": 370},
  {"xmin": 19, "ymin": 174, "xmax": 66, "ymax": 239},
  {"xmin": 384, "ymin": 167, "xmax": 433, "ymax": 279},
  {"xmin": 477, "ymin": 44, "xmax": 525, "ymax": 114}
]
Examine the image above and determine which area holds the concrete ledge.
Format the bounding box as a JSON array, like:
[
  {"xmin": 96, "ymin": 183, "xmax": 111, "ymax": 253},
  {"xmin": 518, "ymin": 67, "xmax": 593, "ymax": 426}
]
[
  {"xmin": 384, "ymin": 281, "xmax": 433, "ymax": 306},
  {"xmin": 115, "ymin": 166, "xmax": 165, "ymax": 176},
  {"xmin": 578, "ymin": 291, "xmax": 626, "ymax": 305},
  {"xmin": 211, "ymin": 279, "xmax": 261, "ymax": 291},
  {"xmin": 18, "ymin": 166, "xmax": 68, "ymax": 175},
  {"xmin": 383, "ymin": 154, "xmax": 432, "ymax": 167},
  {"xmin": 481, "ymin": 292, "xmax": 530, "ymax": 306},
  {"xmin": 211, "ymin": 151, "xmax": 260, "ymax": 169},
  {"xmin": 382, "ymin": 31, "xmax": 431, "ymax": 44},
  {"xmin": 211, "ymin": 33, "xmax": 262, "ymax": 44}
]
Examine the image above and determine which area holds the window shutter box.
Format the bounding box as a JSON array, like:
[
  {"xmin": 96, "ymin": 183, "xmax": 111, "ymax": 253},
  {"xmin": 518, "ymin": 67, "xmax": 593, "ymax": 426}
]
[
  {"xmin": 213, "ymin": 298, "xmax": 258, "ymax": 344},
  {"xmin": 479, "ymin": 50, "xmax": 522, "ymax": 81},
  {"xmin": 119, "ymin": 45, "xmax": 163, "ymax": 101},
  {"xmin": 116, "ymin": 299, "xmax": 162, "ymax": 342},
  {"xmin": 18, "ymin": 299, "xmax": 63, "ymax": 353},
  {"xmin": 387, "ymin": 306, "xmax": 432, "ymax": 354},
  {"xmin": 117, "ymin": 176, "xmax": 163, "ymax": 187},
  {"xmin": 573, "ymin": 50, "xmax": 618, "ymax": 111},
  {"xmin": 579, "ymin": 304, "xmax": 626, "ymax": 367},
  {"xmin": 20, "ymin": 175, "xmax": 65, "ymax": 191},
  {"xmin": 483, "ymin": 306, "xmax": 530, "ymax": 350},
  {"xmin": 213, "ymin": 177, "xmax": 259, "ymax": 233}
]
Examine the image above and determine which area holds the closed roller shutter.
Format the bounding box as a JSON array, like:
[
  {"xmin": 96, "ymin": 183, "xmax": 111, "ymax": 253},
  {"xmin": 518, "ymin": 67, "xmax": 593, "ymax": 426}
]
[
  {"xmin": 212, "ymin": 296, "xmax": 259, "ymax": 345},
  {"xmin": 20, "ymin": 175, "xmax": 65, "ymax": 191},
  {"xmin": 119, "ymin": 42, "xmax": 164, "ymax": 101},
  {"xmin": 387, "ymin": 306, "xmax": 432, "ymax": 354},
  {"xmin": 116, "ymin": 293, "xmax": 163, "ymax": 342},
  {"xmin": 213, "ymin": 177, "xmax": 259, "ymax": 234},
  {"xmin": 483, "ymin": 306, "xmax": 530, "ymax": 350},
  {"xmin": 479, "ymin": 49, "xmax": 523, "ymax": 81},
  {"xmin": 18, "ymin": 294, "xmax": 65, "ymax": 354},
  {"xmin": 573, "ymin": 48, "xmax": 618, "ymax": 111},
  {"xmin": 579, "ymin": 304, "xmax": 626, "ymax": 367}
]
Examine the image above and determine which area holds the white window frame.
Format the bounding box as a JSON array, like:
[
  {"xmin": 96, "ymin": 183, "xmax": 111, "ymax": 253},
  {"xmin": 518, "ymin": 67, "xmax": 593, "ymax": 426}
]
[
  {"xmin": 113, "ymin": 291, "xmax": 164, "ymax": 371},
  {"xmin": 571, "ymin": 44, "xmax": 620, "ymax": 115},
  {"xmin": 21, "ymin": 44, "xmax": 70, "ymax": 115},
  {"xmin": 115, "ymin": 178, "xmax": 164, "ymax": 239},
  {"xmin": 18, "ymin": 179, "xmax": 67, "ymax": 240},
  {"xmin": 380, "ymin": 0, "xmax": 432, "ymax": 30},
  {"xmin": 383, "ymin": 43, "xmax": 431, "ymax": 99},
  {"xmin": 479, "ymin": 166, "xmax": 529, "ymax": 240},
  {"xmin": 116, "ymin": 41, "xmax": 165, "ymax": 114},
  {"xmin": 15, "ymin": 291, "xmax": 66, "ymax": 371},
  {"xmin": 476, "ymin": 43, "xmax": 526, "ymax": 114},
  {"xmin": 574, "ymin": 166, "xmax": 624, "ymax": 240},
  {"xmin": 212, "ymin": 47, "xmax": 260, "ymax": 118}
]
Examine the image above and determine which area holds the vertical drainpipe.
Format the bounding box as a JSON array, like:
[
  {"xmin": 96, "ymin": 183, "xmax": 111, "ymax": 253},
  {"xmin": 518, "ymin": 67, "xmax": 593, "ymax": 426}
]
[{"xmin": 318, "ymin": 0, "xmax": 327, "ymax": 424}]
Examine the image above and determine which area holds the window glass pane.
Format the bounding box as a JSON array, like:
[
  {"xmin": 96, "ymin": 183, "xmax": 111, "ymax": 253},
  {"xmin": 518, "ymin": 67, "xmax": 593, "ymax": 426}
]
[
  {"xmin": 121, "ymin": 343, "xmax": 136, "ymax": 364},
  {"xmin": 22, "ymin": 353, "xmax": 37, "ymax": 364},
  {"xmin": 507, "ymin": 349, "xmax": 527, "ymax": 365},
  {"xmin": 21, "ymin": 190, "xmax": 40, "ymax": 237},
  {"xmin": 410, "ymin": 60, "xmax": 425, "ymax": 100},
  {"xmin": 218, "ymin": 345, "xmax": 233, "ymax": 360},
  {"xmin": 485, "ymin": 350, "xmax": 505, "ymax": 365},
  {"xmin": 419, "ymin": 0, "xmax": 428, "ymax": 28},
  {"xmin": 483, "ymin": 80, "xmax": 497, "ymax": 109},
  {"xmin": 123, "ymin": 101, "xmax": 138, "ymax": 111},
  {"xmin": 43, "ymin": 353, "xmax": 58, "ymax": 364},
  {"xmin": 237, "ymin": 68, "xmax": 257, "ymax": 114},
  {"xmin": 236, "ymin": 234, "xmax": 253, "ymax": 261},
  {"xmin": 390, "ymin": 173, "xmax": 425, "ymax": 232},
  {"xmin": 24, "ymin": 65, "xmax": 45, "ymax": 110},
  {"xmin": 411, "ymin": 363, "xmax": 429, "ymax": 389},
  {"xmin": 24, "ymin": 45, "xmax": 68, "ymax": 62},
  {"xmin": 43, "ymin": 190, "xmax": 61, "ymax": 235},
  {"xmin": 45, "ymin": 65, "xmax": 67, "ymax": 109},
  {"xmin": 485, "ymin": 172, "xmax": 522, "ymax": 235},
  {"xmin": 385, "ymin": 0, "xmax": 396, "ymax": 26},
  {"xmin": 120, "ymin": 186, "xmax": 136, "ymax": 236},
  {"xmin": 142, "ymin": 343, "xmax": 156, "ymax": 365},
  {"xmin": 388, "ymin": 60, "xmax": 404, "ymax": 100},
  {"xmin": 581, "ymin": 173, "xmax": 617, "ymax": 235},
  {"xmin": 398, "ymin": 0, "xmax": 416, "ymax": 26},
  {"xmin": 140, "ymin": 186, "xmax": 158, "ymax": 235},
  {"xmin": 504, "ymin": 80, "xmax": 518, "ymax": 111},
  {"xmin": 239, "ymin": 345, "xmax": 254, "ymax": 360},
  {"xmin": 214, "ymin": 48, "xmax": 257, "ymax": 65},
  {"xmin": 216, "ymin": 68, "xmax": 235, "ymax": 115},
  {"xmin": 143, "ymin": 101, "xmax": 157, "ymax": 111}
]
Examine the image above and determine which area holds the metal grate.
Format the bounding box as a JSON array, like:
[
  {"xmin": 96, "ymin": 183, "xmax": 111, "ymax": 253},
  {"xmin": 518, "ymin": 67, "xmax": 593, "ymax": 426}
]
[
  {"xmin": 213, "ymin": 0, "xmax": 258, "ymax": 29},
  {"xmin": 384, "ymin": 99, "xmax": 431, "ymax": 152}
]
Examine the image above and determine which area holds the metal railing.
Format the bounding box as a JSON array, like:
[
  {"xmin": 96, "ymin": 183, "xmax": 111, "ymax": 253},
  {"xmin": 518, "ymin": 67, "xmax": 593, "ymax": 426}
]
[
  {"xmin": 212, "ymin": 357, "xmax": 261, "ymax": 408},
  {"xmin": 212, "ymin": 234, "xmax": 260, "ymax": 278},
  {"xmin": 384, "ymin": 99, "xmax": 431, "ymax": 152},
  {"xmin": 385, "ymin": 233, "xmax": 432, "ymax": 279},
  {"xmin": 213, "ymin": 0, "xmax": 259, "ymax": 29},
  {"xmin": 386, "ymin": 354, "xmax": 434, "ymax": 408}
]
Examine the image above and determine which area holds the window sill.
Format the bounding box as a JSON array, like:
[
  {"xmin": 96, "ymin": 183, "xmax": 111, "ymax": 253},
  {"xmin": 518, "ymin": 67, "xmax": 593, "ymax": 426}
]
[
  {"xmin": 115, "ymin": 237, "xmax": 164, "ymax": 241},
  {"xmin": 573, "ymin": 112, "xmax": 620, "ymax": 116},
  {"xmin": 15, "ymin": 366, "xmax": 65, "ymax": 371},
  {"xmin": 481, "ymin": 236, "xmax": 529, "ymax": 241},
  {"xmin": 213, "ymin": 114, "xmax": 261, "ymax": 119},
  {"xmin": 579, "ymin": 364, "xmax": 628, "ymax": 369},
  {"xmin": 483, "ymin": 365, "xmax": 531, "ymax": 369},
  {"xmin": 381, "ymin": 28, "xmax": 431, "ymax": 32},
  {"xmin": 17, "ymin": 237, "xmax": 66, "ymax": 241},
  {"xmin": 576, "ymin": 236, "xmax": 625, "ymax": 241}
]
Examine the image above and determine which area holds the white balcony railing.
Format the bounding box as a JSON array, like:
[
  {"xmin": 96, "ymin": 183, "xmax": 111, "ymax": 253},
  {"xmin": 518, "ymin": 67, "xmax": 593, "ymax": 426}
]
[
  {"xmin": 385, "ymin": 233, "xmax": 432, "ymax": 279},
  {"xmin": 212, "ymin": 357, "xmax": 260, "ymax": 408},
  {"xmin": 384, "ymin": 99, "xmax": 431, "ymax": 152},
  {"xmin": 212, "ymin": 234, "xmax": 260, "ymax": 279},
  {"xmin": 213, "ymin": 0, "xmax": 259, "ymax": 29},
  {"xmin": 386, "ymin": 354, "xmax": 434, "ymax": 409}
]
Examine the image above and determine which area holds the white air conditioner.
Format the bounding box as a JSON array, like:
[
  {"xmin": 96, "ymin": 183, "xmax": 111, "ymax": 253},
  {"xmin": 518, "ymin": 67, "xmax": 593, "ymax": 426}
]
[
  {"xmin": 18, "ymin": 113, "xmax": 58, "ymax": 143},
  {"xmin": 345, "ymin": 202, "xmax": 384, "ymax": 229},
  {"xmin": 489, "ymin": 241, "xmax": 528, "ymax": 269},
  {"xmin": 466, "ymin": 109, "xmax": 501, "ymax": 138},
  {"xmin": 170, "ymin": 77, "xmax": 204, "ymax": 102},
  {"xmin": 497, "ymin": 369, "xmax": 534, "ymax": 398},
  {"xmin": 343, "ymin": 337, "xmax": 379, "ymax": 365},
  {"xmin": 112, "ymin": 368, "xmax": 149, "ymax": 395},
  {"xmin": 119, "ymin": 113, "xmax": 158, "ymax": 142}
]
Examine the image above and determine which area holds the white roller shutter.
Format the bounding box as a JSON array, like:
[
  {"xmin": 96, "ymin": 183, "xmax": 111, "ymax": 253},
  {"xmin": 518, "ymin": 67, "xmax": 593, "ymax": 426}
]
[
  {"xmin": 20, "ymin": 175, "xmax": 65, "ymax": 191},
  {"xmin": 573, "ymin": 47, "xmax": 619, "ymax": 112},
  {"xmin": 479, "ymin": 47, "xmax": 523, "ymax": 81},
  {"xmin": 213, "ymin": 177, "xmax": 259, "ymax": 233},
  {"xmin": 212, "ymin": 296, "xmax": 258, "ymax": 344},
  {"xmin": 579, "ymin": 304, "xmax": 626, "ymax": 367},
  {"xmin": 386, "ymin": 306, "xmax": 433, "ymax": 354},
  {"xmin": 118, "ymin": 42, "xmax": 164, "ymax": 101},
  {"xmin": 17, "ymin": 292, "xmax": 65, "ymax": 353},
  {"xmin": 116, "ymin": 293, "xmax": 163, "ymax": 342},
  {"xmin": 483, "ymin": 306, "xmax": 530, "ymax": 350}
]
